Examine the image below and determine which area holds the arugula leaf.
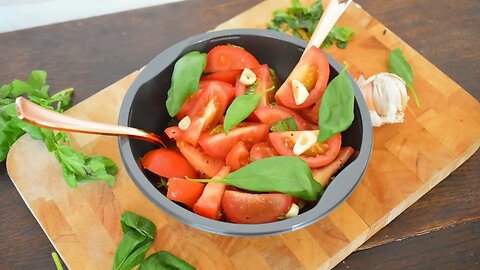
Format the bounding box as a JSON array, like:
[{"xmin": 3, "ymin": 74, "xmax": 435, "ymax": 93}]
[
  {"xmin": 270, "ymin": 117, "xmax": 298, "ymax": 132},
  {"xmin": 268, "ymin": 0, "xmax": 354, "ymax": 48},
  {"xmin": 0, "ymin": 70, "xmax": 118, "ymax": 188},
  {"xmin": 191, "ymin": 156, "xmax": 324, "ymax": 201},
  {"xmin": 389, "ymin": 48, "xmax": 420, "ymax": 107},
  {"xmin": 139, "ymin": 251, "xmax": 195, "ymax": 270},
  {"xmin": 317, "ymin": 65, "xmax": 355, "ymax": 142},
  {"xmin": 113, "ymin": 212, "xmax": 156, "ymax": 270},
  {"xmin": 166, "ymin": 51, "xmax": 207, "ymax": 117}
]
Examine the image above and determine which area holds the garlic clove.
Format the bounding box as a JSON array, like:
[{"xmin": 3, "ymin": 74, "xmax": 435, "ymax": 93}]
[
  {"xmin": 178, "ymin": 116, "xmax": 191, "ymax": 130},
  {"xmin": 285, "ymin": 203, "xmax": 299, "ymax": 218},
  {"xmin": 292, "ymin": 79, "xmax": 310, "ymax": 105},
  {"xmin": 293, "ymin": 131, "xmax": 317, "ymax": 156},
  {"xmin": 239, "ymin": 68, "xmax": 256, "ymax": 85}
]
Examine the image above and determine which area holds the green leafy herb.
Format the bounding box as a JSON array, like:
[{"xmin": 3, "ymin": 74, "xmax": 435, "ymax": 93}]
[
  {"xmin": 113, "ymin": 212, "xmax": 156, "ymax": 270},
  {"xmin": 245, "ymin": 81, "xmax": 258, "ymax": 95},
  {"xmin": 166, "ymin": 51, "xmax": 207, "ymax": 117},
  {"xmin": 190, "ymin": 156, "xmax": 324, "ymax": 201},
  {"xmin": 389, "ymin": 48, "xmax": 419, "ymax": 107},
  {"xmin": 268, "ymin": 0, "xmax": 354, "ymax": 48},
  {"xmin": 51, "ymin": 252, "xmax": 64, "ymax": 270},
  {"xmin": 223, "ymin": 86, "xmax": 274, "ymax": 134},
  {"xmin": 139, "ymin": 251, "xmax": 195, "ymax": 270},
  {"xmin": 270, "ymin": 117, "xmax": 298, "ymax": 132},
  {"xmin": 317, "ymin": 65, "xmax": 355, "ymax": 142},
  {"xmin": 0, "ymin": 70, "xmax": 118, "ymax": 188}
]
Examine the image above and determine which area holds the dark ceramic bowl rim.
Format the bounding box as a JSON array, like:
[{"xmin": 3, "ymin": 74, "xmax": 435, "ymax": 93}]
[{"xmin": 118, "ymin": 29, "xmax": 372, "ymax": 237}]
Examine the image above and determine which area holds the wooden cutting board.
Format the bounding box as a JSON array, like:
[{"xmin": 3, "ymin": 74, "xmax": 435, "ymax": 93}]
[{"xmin": 6, "ymin": 1, "xmax": 480, "ymax": 269}]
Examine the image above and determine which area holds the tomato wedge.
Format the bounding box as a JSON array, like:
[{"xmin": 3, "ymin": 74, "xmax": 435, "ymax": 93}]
[
  {"xmin": 193, "ymin": 166, "xmax": 230, "ymax": 220},
  {"xmin": 299, "ymin": 100, "xmax": 320, "ymax": 124},
  {"xmin": 198, "ymin": 123, "xmax": 269, "ymax": 160},
  {"xmin": 249, "ymin": 142, "xmax": 278, "ymax": 162},
  {"xmin": 312, "ymin": 147, "xmax": 354, "ymax": 187},
  {"xmin": 176, "ymin": 140, "xmax": 224, "ymax": 178},
  {"xmin": 275, "ymin": 46, "xmax": 330, "ymax": 109},
  {"xmin": 167, "ymin": 178, "xmax": 204, "ymax": 209},
  {"xmin": 201, "ymin": 70, "xmax": 242, "ymax": 85},
  {"xmin": 235, "ymin": 64, "xmax": 275, "ymax": 107},
  {"xmin": 205, "ymin": 45, "xmax": 260, "ymax": 73},
  {"xmin": 222, "ymin": 191, "xmax": 293, "ymax": 224},
  {"xmin": 225, "ymin": 141, "xmax": 250, "ymax": 171},
  {"xmin": 142, "ymin": 148, "xmax": 198, "ymax": 179},
  {"xmin": 269, "ymin": 131, "xmax": 342, "ymax": 168},
  {"xmin": 176, "ymin": 80, "xmax": 235, "ymax": 145},
  {"xmin": 254, "ymin": 105, "xmax": 317, "ymax": 130}
]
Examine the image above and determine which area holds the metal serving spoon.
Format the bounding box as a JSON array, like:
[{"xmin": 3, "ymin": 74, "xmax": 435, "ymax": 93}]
[
  {"xmin": 15, "ymin": 1, "xmax": 351, "ymax": 142},
  {"xmin": 15, "ymin": 96, "xmax": 165, "ymax": 146}
]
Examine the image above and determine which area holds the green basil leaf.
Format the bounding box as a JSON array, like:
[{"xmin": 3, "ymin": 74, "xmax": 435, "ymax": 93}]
[
  {"xmin": 223, "ymin": 156, "xmax": 323, "ymax": 201},
  {"xmin": 139, "ymin": 251, "xmax": 196, "ymax": 270},
  {"xmin": 223, "ymin": 93, "xmax": 261, "ymax": 134},
  {"xmin": 389, "ymin": 48, "xmax": 420, "ymax": 107},
  {"xmin": 270, "ymin": 117, "xmax": 298, "ymax": 132},
  {"xmin": 317, "ymin": 66, "xmax": 354, "ymax": 143},
  {"xmin": 113, "ymin": 212, "xmax": 156, "ymax": 270},
  {"xmin": 166, "ymin": 51, "xmax": 207, "ymax": 117}
]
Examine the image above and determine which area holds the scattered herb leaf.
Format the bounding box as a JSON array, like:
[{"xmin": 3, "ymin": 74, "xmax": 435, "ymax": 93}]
[
  {"xmin": 113, "ymin": 212, "xmax": 156, "ymax": 270},
  {"xmin": 51, "ymin": 252, "xmax": 64, "ymax": 270},
  {"xmin": 189, "ymin": 156, "xmax": 324, "ymax": 201},
  {"xmin": 0, "ymin": 71, "xmax": 118, "ymax": 188},
  {"xmin": 270, "ymin": 117, "xmax": 298, "ymax": 132},
  {"xmin": 268, "ymin": 0, "xmax": 354, "ymax": 49},
  {"xmin": 139, "ymin": 251, "xmax": 195, "ymax": 270},
  {"xmin": 166, "ymin": 51, "xmax": 207, "ymax": 117},
  {"xmin": 389, "ymin": 48, "xmax": 419, "ymax": 107},
  {"xmin": 317, "ymin": 65, "xmax": 355, "ymax": 142},
  {"xmin": 245, "ymin": 81, "xmax": 258, "ymax": 95}
]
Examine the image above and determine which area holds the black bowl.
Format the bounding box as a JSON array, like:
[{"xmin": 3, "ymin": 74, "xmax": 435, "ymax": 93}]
[{"xmin": 118, "ymin": 29, "xmax": 372, "ymax": 237}]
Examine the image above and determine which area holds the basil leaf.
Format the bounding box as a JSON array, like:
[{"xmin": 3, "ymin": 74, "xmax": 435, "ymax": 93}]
[
  {"xmin": 113, "ymin": 212, "xmax": 156, "ymax": 270},
  {"xmin": 223, "ymin": 93, "xmax": 261, "ymax": 134},
  {"xmin": 139, "ymin": 251, "xmax": 195, "ymax": 270},
  {"xmin": 270, "ymin": 117, "xmax": 298, "ymax": 132},
  {"xmin": 317, "ymin": 66, "xmax": 354, "ymax": 142},
  {"xmin": 166, "ymin": 51, "xmax": 207, "ymax": 117},
  {"xmin": 223, "ymin": 156, "xmax": 323, "ymax": 201},
  {"xmin": 389, "ymin": 48, "xmax": 420, "ymax": 107}
]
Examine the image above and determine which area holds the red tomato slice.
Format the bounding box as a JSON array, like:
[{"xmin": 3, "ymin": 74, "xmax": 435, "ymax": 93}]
[
  {"xmin": 254, "ymin": 105, "xmax": 317, "ymax": 130},
  {"xmin": 198, "ymin": 123, "xmax": 269, "ymax": 160},
  {"xmin": 234, "ymin": 64, "xmax": 275, "ymax": 106},
  {"xmin": 164, "ymin": 126, "xmax": 182, "ymax": 139},
  {"xmin": 269, "ymin": 131, "xmax": 342, "ymax": 168},
  {"xmin": 275, "ymin": 46, "xmax": 330, "ymax": 109},
  {"xmin": 201, "ymin": 70, "xmax": 242, "ymax": 85},
  {"xmin": 250, "ymin": 142, "xmax": 278, "ymax": 162},
  {"xmin": 312, "ymin": 146, "xmax": 354, "ymax": 187},
  {"xmin": 225, "ymin": 141, "xmax": 250, "ymax": 171},
  {"xmin": 299, "ymin": 100, "xmax": 320, "ymax": 124},
  {"xmin": 222, "ymin": 191, "xmax": 293, "ymax": 224},
  {"xmin": 205, "ymin": 45, "xmax": 260, "ymax": 73},
  {"xmin": 142, "ymin": 148, "xmax": 198, "ymax": 179},
  {"xmin": 193, "ymin": 166, "xmax": 230, "ymax": 220},
  {"xmin": 167, "ymin": 178, "xmax": 205, "ymax": 209},
  {"xmin": 176, "ymin": 80, "xmax": 235, "ymax": 145},
  {"xmin": 176, "ymin": 140, "xmax": 225, "ymax": 178}
]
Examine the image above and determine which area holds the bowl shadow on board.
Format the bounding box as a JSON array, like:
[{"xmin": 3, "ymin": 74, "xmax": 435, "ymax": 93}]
[{"xmin": 118, "ymin": 29, "xmax": 372, "ymax": 237}]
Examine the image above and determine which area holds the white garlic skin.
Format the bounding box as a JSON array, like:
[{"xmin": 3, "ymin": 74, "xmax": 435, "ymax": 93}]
[{"xmin": 357, "ymin": 73, "xmax": 409, "ymax": 127}]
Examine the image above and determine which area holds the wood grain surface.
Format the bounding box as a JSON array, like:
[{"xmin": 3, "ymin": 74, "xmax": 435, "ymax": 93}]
[{"xmin": 0, "ymin": 0, "xmax": 479, "ymax": 269}]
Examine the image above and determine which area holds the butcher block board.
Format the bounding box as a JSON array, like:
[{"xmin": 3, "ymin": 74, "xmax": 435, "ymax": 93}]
[{"xmin": 6, "ymin": 0, "xmax": 480, "ymax": 269}]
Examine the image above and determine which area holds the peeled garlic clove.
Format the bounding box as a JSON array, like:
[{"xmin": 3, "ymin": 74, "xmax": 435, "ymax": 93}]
[
  {"xmin": 178, "ymin": 116, "xmax": 191, "ymax": 130},
  {"xmin": 357, "ymin": 72, "xmax": 409, "ymax": 127},
  {"xmin": 239, "ymin": 68, "xmax": 256, "ymax": 85},
  {"xmin": 292, "ymin": 79, "xmax": 310, "ymax": 105},
  {"xmin": 285, "ymin": 203, "xmax": 299, "ymax": 218},
  {"xmin": 293, "ymin": 131, "xmax": 317, "ymax": 156}
]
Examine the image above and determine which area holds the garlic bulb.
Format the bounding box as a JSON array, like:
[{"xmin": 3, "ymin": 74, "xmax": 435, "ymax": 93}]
[{"xmin": 356, "ymin": 73, "xmax": 409, "ymax": 127}]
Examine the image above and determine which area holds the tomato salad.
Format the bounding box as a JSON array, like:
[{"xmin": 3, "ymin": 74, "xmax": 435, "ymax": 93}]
[{"xmin": 141, "ymin": 45, "xmax": 355, "ymax": 224}]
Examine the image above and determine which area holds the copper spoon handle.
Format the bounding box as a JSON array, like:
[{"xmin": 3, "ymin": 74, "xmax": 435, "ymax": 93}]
[
  {"xmin": 15, "ymin": 97, "xmax": 164, "ymax": 146},
  {"xmin": 305, "ymin": 0, "xmax": 353, "ymax": 52}
]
